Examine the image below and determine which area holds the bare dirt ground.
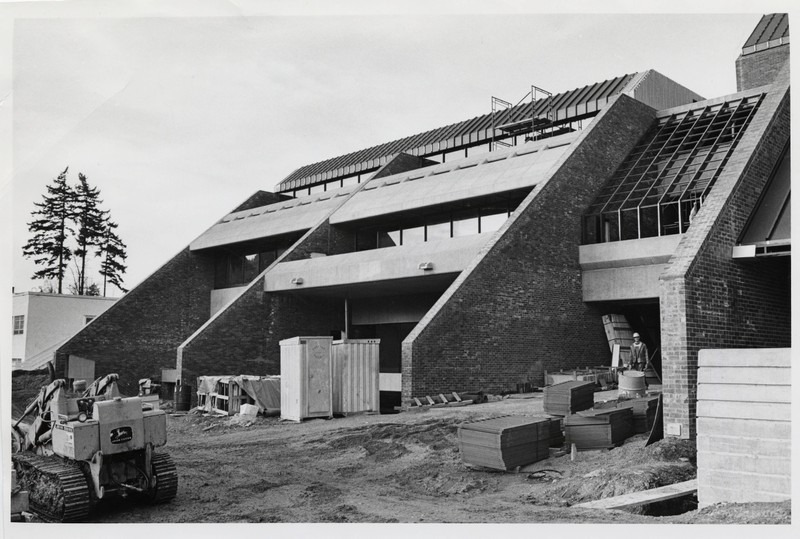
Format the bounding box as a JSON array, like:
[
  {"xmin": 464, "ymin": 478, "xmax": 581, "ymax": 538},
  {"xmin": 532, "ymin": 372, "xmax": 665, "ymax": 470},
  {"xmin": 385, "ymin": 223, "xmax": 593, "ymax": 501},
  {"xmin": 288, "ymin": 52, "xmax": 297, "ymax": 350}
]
[
  {"xmin": 84, "ymin": 401, "xmax": 794, "ymax": 523},
  {"xmin": 10, "ymin": 374, "xmax": 791, "ymax": 525}
]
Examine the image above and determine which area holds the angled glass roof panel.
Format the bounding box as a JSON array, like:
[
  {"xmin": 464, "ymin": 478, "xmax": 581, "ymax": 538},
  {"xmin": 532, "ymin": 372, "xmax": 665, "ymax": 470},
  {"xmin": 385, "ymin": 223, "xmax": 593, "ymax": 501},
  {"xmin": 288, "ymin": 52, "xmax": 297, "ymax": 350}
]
[{"xmin": 583, "ymin": 92, "xmax": 764, "ymax": 243}]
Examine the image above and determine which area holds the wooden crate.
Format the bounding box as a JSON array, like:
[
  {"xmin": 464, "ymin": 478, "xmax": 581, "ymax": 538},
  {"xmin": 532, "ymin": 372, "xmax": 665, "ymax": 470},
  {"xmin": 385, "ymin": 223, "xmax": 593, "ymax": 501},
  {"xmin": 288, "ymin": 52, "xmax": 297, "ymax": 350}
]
[{"xmin": 211, "ymin": 379, "xmax": 256, "ymax": 415}]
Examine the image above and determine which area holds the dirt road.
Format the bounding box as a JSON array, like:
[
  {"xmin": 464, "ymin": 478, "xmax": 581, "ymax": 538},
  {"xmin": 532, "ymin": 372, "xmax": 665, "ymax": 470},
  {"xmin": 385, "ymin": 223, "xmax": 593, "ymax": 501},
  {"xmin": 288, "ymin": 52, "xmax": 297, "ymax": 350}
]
[{"xmin": 73, "ymin": 396, "xmax": 789, "ymax": 525}]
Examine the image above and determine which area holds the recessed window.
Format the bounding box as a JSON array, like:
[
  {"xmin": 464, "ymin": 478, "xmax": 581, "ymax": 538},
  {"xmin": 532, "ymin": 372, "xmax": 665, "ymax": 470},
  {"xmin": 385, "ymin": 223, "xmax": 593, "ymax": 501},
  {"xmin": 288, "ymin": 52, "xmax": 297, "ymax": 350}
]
[
  {"xmin": 214, "ymin": 240, "xmax": 297, "ymax": 289},
  {"xmin": 13, "ymin": 315, "xmax": 24, "ymax": 335},
  {"xmin": 354, "ymin": 196, "xmax": 520, "ymax": 251}
]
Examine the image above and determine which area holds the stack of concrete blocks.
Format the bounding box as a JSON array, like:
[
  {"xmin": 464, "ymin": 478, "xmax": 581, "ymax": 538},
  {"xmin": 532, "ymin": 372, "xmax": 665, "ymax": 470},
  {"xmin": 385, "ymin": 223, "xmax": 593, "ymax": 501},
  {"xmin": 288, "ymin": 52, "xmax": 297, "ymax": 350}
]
[{"xmin": 696, "ymin": 348, "xmax": 791, "ymax": 507}]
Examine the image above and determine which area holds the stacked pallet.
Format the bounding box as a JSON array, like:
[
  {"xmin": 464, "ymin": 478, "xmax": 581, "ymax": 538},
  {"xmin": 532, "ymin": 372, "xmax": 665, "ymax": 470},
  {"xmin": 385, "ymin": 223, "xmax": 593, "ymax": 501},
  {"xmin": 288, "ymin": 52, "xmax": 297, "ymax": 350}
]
[
  {"xmin": 543, "ymin": 380, "xmax": 595, "ymax": 416},
  {"xmin": 458, "ymin": 416, "xmax": 551, "ymax": 470},
  {"xmin": 564, "ymin": 407, "xmax": 634, "ymax": 450},
  {"xmin": 616, "ymin": 395, "xmax": 660, "ymax": 433}
]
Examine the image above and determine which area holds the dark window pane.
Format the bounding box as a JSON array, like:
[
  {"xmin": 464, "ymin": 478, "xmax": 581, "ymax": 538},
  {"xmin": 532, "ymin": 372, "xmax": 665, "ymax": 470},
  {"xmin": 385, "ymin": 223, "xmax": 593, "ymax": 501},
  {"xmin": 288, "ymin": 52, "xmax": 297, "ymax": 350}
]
[
  {"xmin": 660, "ymin": 203, "xmax": 680, "ymax": 236},
  {"xmin": 215, "ymin": 256, "xmax": 228, "ymax": 288},
  {"xmin": 259, "ymin": 251, "xmax": 276, "ymax": 272},
  {"xmin": 229, "ymin": 255, "xmax": 244, "ymax": 285},
  {"xmin": 356, "ymin": 229, "xmax": 377, "ymax": 251},
  {"xmin": 639, "ymin": 206, "xmax": 659, "ymax": 238},
  {"xmin": 620, "ymin": 208, "xmax": 639, "ymax": 240},
  {"xmin": 602, "ymin": 213, "xmax": 619, "ymax": 242},
  {"xmin": 244, "ymin": 254, "xmax": 259, "ymax": 282}
]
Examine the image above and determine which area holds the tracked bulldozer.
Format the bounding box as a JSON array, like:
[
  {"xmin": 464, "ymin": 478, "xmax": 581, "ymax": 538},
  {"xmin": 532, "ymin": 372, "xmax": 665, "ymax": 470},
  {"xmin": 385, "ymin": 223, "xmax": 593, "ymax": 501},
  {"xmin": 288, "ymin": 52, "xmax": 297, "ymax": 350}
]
[{"xmin": 11, "ymin": 374, "xmax": 178, "ymax": 522}]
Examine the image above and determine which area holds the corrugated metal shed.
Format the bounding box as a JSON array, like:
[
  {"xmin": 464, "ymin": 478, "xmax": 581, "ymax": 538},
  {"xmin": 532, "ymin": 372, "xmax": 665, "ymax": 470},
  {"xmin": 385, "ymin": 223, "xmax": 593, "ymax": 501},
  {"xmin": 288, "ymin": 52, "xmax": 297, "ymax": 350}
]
[
  {"xmin": 331, "ymin": 339, "xmax": 380, "ymax": 415},
  {"xmin": 742, "ymin": 13, "xmax": 789, "ymax": 55},
  {"xmin": 278, "ymin": 74, "xmax": 636, "ymax": 192}
]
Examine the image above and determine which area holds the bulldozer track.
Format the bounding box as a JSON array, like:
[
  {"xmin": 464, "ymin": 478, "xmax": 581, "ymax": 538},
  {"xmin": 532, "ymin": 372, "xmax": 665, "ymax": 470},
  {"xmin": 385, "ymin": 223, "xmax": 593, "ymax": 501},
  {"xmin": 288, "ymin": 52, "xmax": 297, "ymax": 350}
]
[
  {"xmin": 12, "ymin": 452, "xmax": 92, "ymax": 522},
  {"xmin": 148, "ymin": 452, "xmax": 178, "ymax": 503}
]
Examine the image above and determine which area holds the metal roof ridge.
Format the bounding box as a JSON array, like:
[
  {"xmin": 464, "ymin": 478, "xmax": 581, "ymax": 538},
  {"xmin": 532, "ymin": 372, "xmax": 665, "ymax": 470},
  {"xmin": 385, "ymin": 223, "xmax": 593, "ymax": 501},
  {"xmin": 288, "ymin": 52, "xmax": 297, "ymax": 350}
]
[{"xmin": 278, "ymin": 73, "xmax": 635, "ymax": 189}]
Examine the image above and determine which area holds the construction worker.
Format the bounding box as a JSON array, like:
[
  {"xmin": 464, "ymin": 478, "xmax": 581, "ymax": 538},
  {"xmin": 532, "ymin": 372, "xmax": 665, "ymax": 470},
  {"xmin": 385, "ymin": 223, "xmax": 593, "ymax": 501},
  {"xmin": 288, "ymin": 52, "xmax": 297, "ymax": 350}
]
[{"xmin": 629, "ymin": 332, "xmax": 649, "ymax": 371}]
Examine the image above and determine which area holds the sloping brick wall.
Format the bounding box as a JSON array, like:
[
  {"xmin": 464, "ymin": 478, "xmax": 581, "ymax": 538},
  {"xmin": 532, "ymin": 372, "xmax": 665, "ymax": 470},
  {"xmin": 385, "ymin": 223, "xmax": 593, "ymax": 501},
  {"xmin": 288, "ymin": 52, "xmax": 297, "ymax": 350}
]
[
  {"xmin": 53, "ymin": 189, "xmax": 293, "ymax": 395},
  {"xmin": 55, "ymin": 247, "xmax": 216, "ymax": 396},
  {"xmin": 659, "ymin": 83, "xmax": 791, "ymax": 439},
  {"xmin": 736, "ymin": 45, "xmax": 790, "ymax": 92},
  {"xmin": 401, "ymin": 95, "xmax": 657, "ymax": 400}
]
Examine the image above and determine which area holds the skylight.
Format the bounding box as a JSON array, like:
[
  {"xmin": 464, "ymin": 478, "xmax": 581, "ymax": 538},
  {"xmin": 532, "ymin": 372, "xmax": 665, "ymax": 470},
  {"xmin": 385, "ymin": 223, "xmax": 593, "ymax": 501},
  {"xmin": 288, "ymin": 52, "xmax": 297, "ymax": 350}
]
[{"xmin": 583, "ymin": 93, "xmax": 764, "ymax": 244}]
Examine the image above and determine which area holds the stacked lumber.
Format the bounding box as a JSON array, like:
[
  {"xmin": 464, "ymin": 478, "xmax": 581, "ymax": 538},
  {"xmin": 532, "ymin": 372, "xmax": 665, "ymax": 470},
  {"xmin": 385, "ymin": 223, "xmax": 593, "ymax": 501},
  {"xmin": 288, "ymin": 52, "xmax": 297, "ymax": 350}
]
[
  {"xmin": 458, "ymin": 416, "xmax": 550, "ymax": 470},
  {"xmin": 543, "ymin": 380, "xmax": 595, "ymax": 416},
  {"xmin": 564, "ymin": 407, "xmax": 634, "ymax": 450},
  {"xmin": 616, "ymin": 395, "xmax": 660, "ymax": 433}
]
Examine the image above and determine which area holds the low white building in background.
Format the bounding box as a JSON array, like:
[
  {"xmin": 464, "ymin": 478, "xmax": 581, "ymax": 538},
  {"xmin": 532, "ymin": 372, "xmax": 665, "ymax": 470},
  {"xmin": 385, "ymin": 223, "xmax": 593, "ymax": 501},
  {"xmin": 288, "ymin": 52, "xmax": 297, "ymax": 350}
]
[{"xmin": 12, "ymin": 292, "xmax": 118, "ymax": 370}]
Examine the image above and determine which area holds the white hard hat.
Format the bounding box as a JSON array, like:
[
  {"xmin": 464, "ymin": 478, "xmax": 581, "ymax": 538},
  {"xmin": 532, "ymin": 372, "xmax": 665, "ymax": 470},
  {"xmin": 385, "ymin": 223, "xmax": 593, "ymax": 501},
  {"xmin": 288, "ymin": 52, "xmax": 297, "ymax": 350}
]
[{"xmin": 632, "ymin": 332, "xmax": 640, "ymax": 338}]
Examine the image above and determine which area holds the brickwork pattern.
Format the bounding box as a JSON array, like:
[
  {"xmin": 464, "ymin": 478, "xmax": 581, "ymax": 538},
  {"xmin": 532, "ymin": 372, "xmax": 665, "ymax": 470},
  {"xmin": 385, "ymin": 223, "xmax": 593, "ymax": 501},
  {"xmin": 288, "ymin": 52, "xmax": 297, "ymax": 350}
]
[
  {"xmin": 736, "ymin": 46, "xmax": 790, "ymax": 92},
  {"xmin": 660, "ymin": 84, "xmax": 791, "ymax": 439},
  {"xmin": 55, "ymin": 248, "xmax": 216, "ymax": 395},
  {"xmin": 401, "ymin": 95, "xmax": 658, "ymax": 401}
]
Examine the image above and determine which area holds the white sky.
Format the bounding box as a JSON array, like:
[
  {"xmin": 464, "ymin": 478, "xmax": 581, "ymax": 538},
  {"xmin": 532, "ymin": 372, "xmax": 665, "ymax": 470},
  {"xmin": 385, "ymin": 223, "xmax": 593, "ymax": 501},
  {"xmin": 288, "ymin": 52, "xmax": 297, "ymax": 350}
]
[{"xmin": 0, "ymin": 1, "xmax": 792, "ymax": 298}]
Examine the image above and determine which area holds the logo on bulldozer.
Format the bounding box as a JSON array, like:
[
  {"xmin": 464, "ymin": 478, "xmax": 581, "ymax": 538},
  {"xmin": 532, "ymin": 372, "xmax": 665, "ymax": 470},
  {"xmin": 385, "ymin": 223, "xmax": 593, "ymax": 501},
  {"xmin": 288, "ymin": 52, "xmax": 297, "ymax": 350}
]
[{"xmin": 110, "ymin": 426, "xmax": 133, "ymax": 444}]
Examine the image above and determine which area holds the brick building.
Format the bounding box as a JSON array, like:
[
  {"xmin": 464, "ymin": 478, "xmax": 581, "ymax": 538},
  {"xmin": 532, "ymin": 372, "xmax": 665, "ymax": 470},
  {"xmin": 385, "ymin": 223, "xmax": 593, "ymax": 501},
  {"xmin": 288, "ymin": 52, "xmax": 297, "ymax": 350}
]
[{"xmin": 56, "ymin": 14, "xmax": 790, "ymax": 439}]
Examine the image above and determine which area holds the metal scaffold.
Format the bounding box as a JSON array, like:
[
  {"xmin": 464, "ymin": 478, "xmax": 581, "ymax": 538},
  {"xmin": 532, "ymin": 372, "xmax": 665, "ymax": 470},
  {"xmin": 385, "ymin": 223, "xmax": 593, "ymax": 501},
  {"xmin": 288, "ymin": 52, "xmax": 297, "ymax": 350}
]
[{"xmin": 490, "ymin": 84, "xmax": 554, "ymax": 151}]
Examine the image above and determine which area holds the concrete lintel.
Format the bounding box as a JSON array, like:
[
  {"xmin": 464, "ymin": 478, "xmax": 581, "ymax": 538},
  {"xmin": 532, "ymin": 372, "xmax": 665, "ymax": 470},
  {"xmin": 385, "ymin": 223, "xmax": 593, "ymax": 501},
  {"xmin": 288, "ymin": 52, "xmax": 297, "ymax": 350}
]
[
  {"xmin": 582, "ymin": 264, "xmax": 666, "ymax": 302},
  {"xmin": 579, "ymin": 235, "xmax": 681, "ymax": 270},
  {"xmin": 265, "ymin": 235, "xmax": 487, "ymax": 292}
]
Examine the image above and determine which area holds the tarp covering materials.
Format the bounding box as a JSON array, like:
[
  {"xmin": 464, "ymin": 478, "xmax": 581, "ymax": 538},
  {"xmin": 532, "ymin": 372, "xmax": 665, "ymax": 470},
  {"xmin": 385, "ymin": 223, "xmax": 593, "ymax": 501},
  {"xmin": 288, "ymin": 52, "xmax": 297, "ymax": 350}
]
[{"xmin": 197, "ymin": 375, "xmax": 281, "ymax": 413}]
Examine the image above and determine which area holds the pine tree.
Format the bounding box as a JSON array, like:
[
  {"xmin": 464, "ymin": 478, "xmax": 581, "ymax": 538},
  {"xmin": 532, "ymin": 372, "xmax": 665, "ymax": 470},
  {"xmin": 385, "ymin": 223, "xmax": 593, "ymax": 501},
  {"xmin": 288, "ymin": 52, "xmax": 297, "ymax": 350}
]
[
  {"xmin": 22, "ymin": 167, "xmax": 74, "ymax": 294},
  {"xmin": 72, "ymin": 173, "xmax": 108, "ymax": 295},
  {"xmin": 97, "ymin": 219, "xmax": 128, "ymax": 295}
]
